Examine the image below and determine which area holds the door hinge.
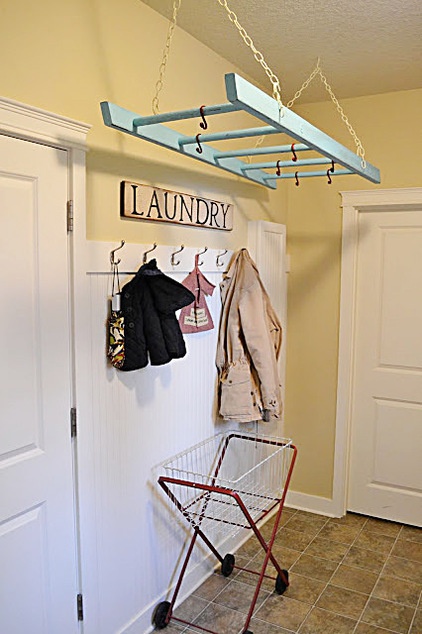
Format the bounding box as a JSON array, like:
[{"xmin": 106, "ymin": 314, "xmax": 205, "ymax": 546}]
[
  {"xmin": 70, "ymin": 407, "xmax": 77, "ymax": 438},
  {"xmin": 67, "ymin": 200, "xmax": 74, "ymax": 232},
  {"xmin": 77, "ymin": 593, "xmax": 84, "ymax": 621}
]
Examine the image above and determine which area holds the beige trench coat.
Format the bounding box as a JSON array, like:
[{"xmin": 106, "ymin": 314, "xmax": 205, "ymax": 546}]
[{"xmin": 216, "ymin": 249, "xmax": 282, "ymax": 423}]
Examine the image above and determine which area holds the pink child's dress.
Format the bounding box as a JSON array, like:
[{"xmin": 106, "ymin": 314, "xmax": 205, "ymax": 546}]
[{"xmin": 179, "ymin": 254, "xmax": 215, "ymax": 333}]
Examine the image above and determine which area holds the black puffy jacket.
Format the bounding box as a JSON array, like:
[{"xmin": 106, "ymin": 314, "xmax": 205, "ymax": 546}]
[{"xmin": 119, "ymin": 259, "xmax": 195, "ymax": 371}]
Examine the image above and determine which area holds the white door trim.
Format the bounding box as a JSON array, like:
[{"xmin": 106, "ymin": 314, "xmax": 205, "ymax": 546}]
[{"xmin": 334, "ymin": 187, "xmax": 422, "ymax": 517}]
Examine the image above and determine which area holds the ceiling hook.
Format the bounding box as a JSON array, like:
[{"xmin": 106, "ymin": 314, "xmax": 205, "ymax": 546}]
[
  {"xmin": 110, "ymin": 240, "xmax": 125, "ymax": 266},
  {"xmin": 291, "ymin": 143, "xmax": 298, "ymax": 162},
  {"xmin": 195, "ymin": 133, "xmax": 203, "ymax": 154},
  {"xmin": 170, "ymin": 244, "xmax": 184, "ymax": 267},
  {"xmin": 197, "ymin": 246, "xmax": 208, "ymax": 266},
  {"xmin": 294, "ymin": 171, "xmax": 300, "ymax": 187},
  {"xmin": 216, "ymin": 249, "xmax": 228, "ymax": 267},
  {"xmin": 199, "ymin": 105, "xmax": 208, "ymax": 130},
  {"xmin": 327, "ymin": 160, "xmax": 335, "ymax": 185},
  {"xmin": 142, "ymin": 242, "xmax": 157, "ymax": 264},
  {"xmin": 276, "ymin": 159, "xmax": 282, "ymax": 176}
]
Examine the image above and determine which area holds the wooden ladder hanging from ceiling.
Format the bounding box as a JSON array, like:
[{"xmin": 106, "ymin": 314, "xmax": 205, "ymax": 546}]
[{"xmin": 100, "ymin": 73, "xmax": 380, "ymax": 189}]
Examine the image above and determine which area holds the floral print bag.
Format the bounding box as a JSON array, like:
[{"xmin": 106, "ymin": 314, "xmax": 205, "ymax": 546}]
[{"xmin": 107, "ymin": 262, "xmax": 125, "ymax": 369}]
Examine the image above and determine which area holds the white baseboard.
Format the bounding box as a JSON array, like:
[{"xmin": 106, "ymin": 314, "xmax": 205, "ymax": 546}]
[{"xmin": 286, "ymin": 489, "xmax": 343, "ymax": 518}]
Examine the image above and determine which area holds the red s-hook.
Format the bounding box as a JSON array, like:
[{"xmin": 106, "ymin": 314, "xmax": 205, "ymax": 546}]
[
  {"xmin": 291, "ymin": 143, "xmax": 298, "ymax": 162},
  {"xmin": 195, "ymin": 133, "xmax": 203, "ymax": 154},
  {"xmin": 327, "ymin": 160, "xmax": 335, "ymax": 184},
  {"xmin": 294, "ymin": 171, "xmax": 300, "ymax": 186},
  {"xmin": 276, "ymin": 160, "xmax": 282, "ymax": 176},
  {"xmin": 199, "ymin": 105, "xmax": 208, "ymax": 130}
]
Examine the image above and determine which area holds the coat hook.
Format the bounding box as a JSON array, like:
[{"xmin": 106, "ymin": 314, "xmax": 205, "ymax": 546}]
[
  {"xmin": 327, "ymin": 160, "xmax": 335, "ymax": 184},
  {"xmin": 294, "ymin": 171, "xmax": 300, "ymax": 187},
  {"xmin": 291, "ymin": 143, "xmax": 298, "ymax": 162},
  {"xmin": 170, "ymin": 244, "xmax": 184, "ymax": 267},
  {"xmin": 197, "ymin": 246, "xmax": 208, "ymax": 266},
  {"xmin": 199, "ymin": 105, "xmax": 208, "ymax": 130},
  {"xmin": 110, "ymin": 240, "xmax": 125, "ymax": 266},
  {"xmin": 276, "ymin": 159, "xmax": 282, "ymax": 176},
  {"xmin": 195, "ymin": 133, "xmax": 203, "ymax": 154},
  {"xmin": 216, "ymin": 249, "xmax": 228, "ymax": 267},
  {"xmin": 143, "ymin": 242, "xmax": 157, "ymax": 264}
]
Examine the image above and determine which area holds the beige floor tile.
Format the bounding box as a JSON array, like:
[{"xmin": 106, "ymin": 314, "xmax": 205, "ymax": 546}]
[
  {"xmin": 283, "ymin": 516, "xmax": 324, "ymax": 537},
  {"xmin": 316, "ymin": 584, "xmax": 368, "ymax": 620},
  {"xmin": 247, "ymin": 616, "xmax": 295, "ymax": 633},
  {"xmin": 410, "ymin": 609, "xmax": 422, "ymax": 634},
  {"xmin": 283, "ymin": 572, "xmax": 325, "ymax": 604},
  {"xmin": 236, "ymin": 536, "xmax": 261, "ymax": 559},
  {"xmin": 233, "ymin": 558, "xmax": 279, "ymax": 592},
  {"xmin": 363, "ymin": 517, "xmax": 402, "ymax": 538},
  {"xmin": 392, "ymin": 539, "xmax": 422, "ymax": 563},
  {"xmin": 299, "ymin": 607, "xmax": 357, "ymax": 634},
  {"xmin": 400, "ymin": 525, "xmax": 422, "ymax": 544},
  {"xmin": 304, "ymin": 535, "xmax": 349, "ymax": 563},
  {"xmin": 270, "ymin": 543, "xmax": 302, "ymax": 568},
  {"xmin": 254, "ymin": 594, "xmax": 311, "ymax": 631},
  {"xmin": 213, "ymin": 578, "xmax": 270, "ymax": 614},
  {"xmin": 290, "ymin": 553, "xmax": 337, "ymax": 581},
  {"xmin": 354, "ymin": 531, "xmax": 396, "ymax": 556},
  {"xmin": 276, "ymin": 527, "xmax": 314, "ymax": 552},
  {"xmin": 354, "ymin": 623, "xmax": 398, "ymax": 633},
  {"xmin": 331, "ymin": 563, "xmax": 378, "ymax": 594},
  {"xmin": 328, "ymin": 512, "xmax": 368, "ymax": 528},
  {"xmin": 343, "ymin": 546, "xmax": 387, "ymax": 573},
  {"xmin": 384, "ymin": 555, "xmax": 422, "ymax": 584},
  {"xmin": 173, "ymin": 595, "xmax": 209, "ymax": 622},
  {"xmin": 192, "ymin": 602, "xmax": 247, "ymax": 634},
  {"xmin": 318, "ymin": 522, "xmax": 362, "ymax": 545},
  {"xmin": 361, "ymin": 597, "xmax": 415, "ymax": 634},
  {"xmin": 193, "ymin": 572, "xmax": 231, "ymax": 601},
  {"xmin": 372, "ymin": 571, "xmax": 421, "ymax": 607}
]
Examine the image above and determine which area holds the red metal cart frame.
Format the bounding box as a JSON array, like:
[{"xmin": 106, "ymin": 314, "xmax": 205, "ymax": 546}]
[{"xmin": 153, "ymin": 431, "xmax": 297, "ymax": 634}]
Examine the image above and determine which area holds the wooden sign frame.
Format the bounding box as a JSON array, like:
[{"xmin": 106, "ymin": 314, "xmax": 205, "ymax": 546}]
[{"xmin": 120, "ymin": 181, "xmax": 233, "ymax": 231}]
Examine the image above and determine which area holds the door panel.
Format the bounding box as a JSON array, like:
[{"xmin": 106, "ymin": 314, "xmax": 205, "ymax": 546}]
[
  {"xmin": 348, "ymin": 210, "xmax": 422, "ymax": 525},
  {"xmin": 0, "ymin": 135, "xmax": 78, "ymax": 633}
]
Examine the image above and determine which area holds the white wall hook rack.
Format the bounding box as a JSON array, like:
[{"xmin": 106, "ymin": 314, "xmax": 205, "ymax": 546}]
[{"xmin": 101, "ymin": 73, "xmax": 380, "ymax": 189}]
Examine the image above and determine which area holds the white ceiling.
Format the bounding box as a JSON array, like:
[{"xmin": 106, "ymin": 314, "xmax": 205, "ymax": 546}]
[{"xmin": 142, "ymin": 0, "xmax": 422, "ymax": 104}]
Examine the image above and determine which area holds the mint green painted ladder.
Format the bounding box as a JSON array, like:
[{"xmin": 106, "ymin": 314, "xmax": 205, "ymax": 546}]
[{"xmin": 101, "ymin": 73, "xmax": 380, "ymax": 189}]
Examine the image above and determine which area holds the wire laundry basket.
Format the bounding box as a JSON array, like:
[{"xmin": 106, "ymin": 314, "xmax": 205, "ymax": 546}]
[
  {"xmin": 160, "ymin": 430, "xmax": 292, "ymax": 537},
  {"xmin": 154, "ymin": 430, "xmax": 297, "ymax": 633}
]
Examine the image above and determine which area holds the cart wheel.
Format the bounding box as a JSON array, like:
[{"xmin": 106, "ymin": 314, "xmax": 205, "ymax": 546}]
[
  {"xmin": 221, "ymin": 553, "xmax": 235, "ymax": 577},
  {"xmin": 152, "ymin": 601, "xmax": 171, "ymax": 629},
  {"xmin": 275, "ymin": 569, "xmax": 289, "ymax": 595}
]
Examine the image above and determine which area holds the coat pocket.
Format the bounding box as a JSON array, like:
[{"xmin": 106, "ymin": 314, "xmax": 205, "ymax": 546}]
[{"xmin": 220, "ymin": 363, "xmax": 254, "ymax": 418}]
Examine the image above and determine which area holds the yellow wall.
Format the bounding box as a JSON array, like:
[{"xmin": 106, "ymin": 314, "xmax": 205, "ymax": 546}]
[
  {"xmin": 1, "ymin": 0, "xmax": 421, "ymax": 501},
  {"xmin": 0, "ymin": 0, "xmax": 286, "ymax": 250},
  {"xmin": 284, "ymin": 88, "xmax": 422, "ymax": 497}
]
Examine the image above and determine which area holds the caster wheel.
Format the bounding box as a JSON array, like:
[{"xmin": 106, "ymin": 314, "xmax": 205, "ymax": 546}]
[
  {"xmin": 275, "ymin": 569, "xmax": 289, "ymax": 595},
  {"xmin": 152, "ymin": 601, "xmax": 171, "ymax": 629},
  {"xmin": 221, "ymin": 553, "xmax": 235, "ymax": 577}
]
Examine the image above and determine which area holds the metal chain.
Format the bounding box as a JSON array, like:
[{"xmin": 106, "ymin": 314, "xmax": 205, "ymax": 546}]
[
  {"xmin": 216, "ymin": 0, "xmax": 283, "ymax": 112},
  {"xmin": 152, "ymin": 0, "xmax": 182, "ymax": 115},
  {"xmin": 288, "ymin": 59, "xmax": 366, "ymax": 167}
]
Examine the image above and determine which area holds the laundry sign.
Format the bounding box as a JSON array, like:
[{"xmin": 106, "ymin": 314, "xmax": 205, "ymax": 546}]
[{"xmin": 120, "ymin": 181, "xmax": 233, "ymax": 231}]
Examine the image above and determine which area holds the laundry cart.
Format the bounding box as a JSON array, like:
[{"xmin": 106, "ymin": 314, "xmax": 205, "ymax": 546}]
[{"xmin": 153, "ymin": 430, "xmax": 297, "ymax": 634}]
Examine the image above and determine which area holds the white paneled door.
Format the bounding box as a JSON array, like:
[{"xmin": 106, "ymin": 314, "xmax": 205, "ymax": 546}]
[
  {"xmin": 348, "ymin": 208, "xmax": 422, "ymax": 526},
  {"xmin": 0, "ymin": 135, "xmax": 78, "ymax": 633}
]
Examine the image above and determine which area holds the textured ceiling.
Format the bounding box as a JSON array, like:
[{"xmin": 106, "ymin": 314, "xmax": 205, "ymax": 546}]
[{"xmin": 142, "ymin": 0, "xmax": 422, "ymax": 104}]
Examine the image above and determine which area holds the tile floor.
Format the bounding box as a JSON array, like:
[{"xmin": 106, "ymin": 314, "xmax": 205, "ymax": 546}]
[{"xmin": 160, "ymin": 509, "xmax": 422, "ymax": 634}]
